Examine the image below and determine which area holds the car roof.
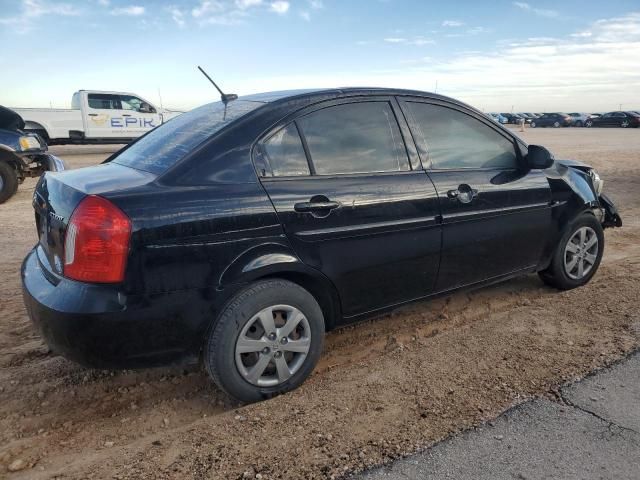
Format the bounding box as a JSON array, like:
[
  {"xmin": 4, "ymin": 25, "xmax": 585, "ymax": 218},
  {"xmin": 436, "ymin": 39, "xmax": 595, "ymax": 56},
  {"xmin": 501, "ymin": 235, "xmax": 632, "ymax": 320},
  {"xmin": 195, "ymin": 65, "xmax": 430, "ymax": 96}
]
[{"xmin": 237, "ymin": 87, "xmax": 480, "ymax": 113}]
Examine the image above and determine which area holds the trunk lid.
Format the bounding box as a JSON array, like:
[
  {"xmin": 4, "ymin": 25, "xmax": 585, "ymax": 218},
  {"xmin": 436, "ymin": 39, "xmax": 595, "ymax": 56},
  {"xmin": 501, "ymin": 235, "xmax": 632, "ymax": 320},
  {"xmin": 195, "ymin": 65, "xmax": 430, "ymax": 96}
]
[{"xmin": 33, "ymin": 163, "xmax": 155, "ymax": 277}]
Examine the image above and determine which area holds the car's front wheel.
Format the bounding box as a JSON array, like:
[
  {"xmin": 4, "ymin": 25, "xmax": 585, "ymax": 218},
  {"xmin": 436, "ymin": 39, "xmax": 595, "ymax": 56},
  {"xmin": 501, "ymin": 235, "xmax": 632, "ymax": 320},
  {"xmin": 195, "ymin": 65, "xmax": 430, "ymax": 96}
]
[
  {"xmin": 553, "ymin": 121, "xmax": 561, "ymax": 128},
  {"xmin": 0, "ymin": 161, "xmax": 19, "ymax": 204},
  {"xmin": 530, "ymin": 121, "xmax": 537, "ymax": 128},
  {"xmin": 539, "ymin": 213, "xmax": 604, "ymax": 290},
  {"xmin": 204, "ymin": 279, "xmax": 325, "ymax": 402},
  {"xmin": 585, "ymin": 119, "xmax": 593, "ymax": 127},
  {"xmin": 574, "ymin": 120, "xmax": 583, "ymax": 127}
]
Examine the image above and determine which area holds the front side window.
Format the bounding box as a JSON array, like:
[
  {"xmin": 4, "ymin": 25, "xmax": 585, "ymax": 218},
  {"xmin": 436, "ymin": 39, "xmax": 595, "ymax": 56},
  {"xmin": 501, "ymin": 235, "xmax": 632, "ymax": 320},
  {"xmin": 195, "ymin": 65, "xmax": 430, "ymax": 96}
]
[
  {"xmin": 263, "ymin": 123, "xmax": 309, "ymax": 176},
  {"xmin": 406, "ymin": 102, "xmax": 518, "ymax": 170},
  {"xmin": 88, "ymin": 93, "xmax": 120, "ymax": 110},
  {"xmin": 297, "ymin": 102, "xmax": 408, "ymax": 175},
  {"xmin": 121, "ymin": 95, "xmax": 156, "ymax": 113}
]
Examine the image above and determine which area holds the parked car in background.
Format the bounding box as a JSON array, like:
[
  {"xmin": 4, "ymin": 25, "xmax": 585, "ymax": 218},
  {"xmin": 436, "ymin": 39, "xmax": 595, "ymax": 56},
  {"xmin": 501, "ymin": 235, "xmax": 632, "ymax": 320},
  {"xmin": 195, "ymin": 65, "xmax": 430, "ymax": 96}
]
[
  {"xmin": 499, "ymin": 113, "xmax": 521, "ymax": 124},
  {"xmin": 0, "ymin": 106, "xmax": 65, "ymax": 203},
  {"xmin": 488, "ymin": 113, "xmax": 509, "ymax": 124},
  {"xmin": 568, "ymin": 113, "xmax": 589, "ymax": 127},
  {"xmin": 11, "ymin": 90, "xmax": 183, "ymax": 145},
  {"xmin": 585, "ymin": 111, "xmax": 640, "ymax": 128},
  {"xmin": 517, "ymin": 113, "xmax": 535, "ymax": 124},
  {"xmin": 21, "ymin": 88, "xmax": 622, "ymax": 402},
  {"xmin": 530, "ymin": 113, "xmax": 572, "ymax": 128}
]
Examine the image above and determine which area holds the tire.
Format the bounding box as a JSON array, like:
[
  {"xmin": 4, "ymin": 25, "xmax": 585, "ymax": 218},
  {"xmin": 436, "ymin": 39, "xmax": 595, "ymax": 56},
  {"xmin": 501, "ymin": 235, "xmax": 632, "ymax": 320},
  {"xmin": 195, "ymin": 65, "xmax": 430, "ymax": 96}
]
[
  {"xmin": 530, "ymin": 121, "xmax": 536, "ymax": 128},
  {"xmin": 621, "ymin": 120, "xmax": 629, "ymax": 128},
  {"xmin": 575, "ymin": 121, "xmax": 583, "ymax": 127},
  {"xmin": 204, "ymin": 279, "xmax": 325, "ymax": 402},
  {"xmin": 553, "ymin": 121, "xmax": 560, "ymax": 128},
  {"xmin": 539, "ymin": 213, "xmax": 604, "ymax": 290},
  {"xmin": 585, "ymin": 120, "xmax": 593, "ymax": 128},
  {"xmin": 0, "ymin": 162, "xmax": 19, "ymax": 204}
]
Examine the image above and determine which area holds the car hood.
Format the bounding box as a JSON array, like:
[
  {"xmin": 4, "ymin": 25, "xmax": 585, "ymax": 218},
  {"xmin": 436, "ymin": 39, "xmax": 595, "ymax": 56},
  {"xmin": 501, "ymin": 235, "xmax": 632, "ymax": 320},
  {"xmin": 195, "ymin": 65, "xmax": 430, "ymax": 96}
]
[
  {"xmin": 555, "ymin": 158, "xmax": 592, "ymax": 171},
  {"xmin": 0, "ymin": 105, "xmax": 25, "ymax": 131}
]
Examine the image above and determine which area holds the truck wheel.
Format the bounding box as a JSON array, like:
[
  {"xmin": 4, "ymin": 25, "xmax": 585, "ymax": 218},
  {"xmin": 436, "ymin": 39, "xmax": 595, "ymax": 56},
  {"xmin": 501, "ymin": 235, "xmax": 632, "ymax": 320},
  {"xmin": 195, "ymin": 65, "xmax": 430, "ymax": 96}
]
[
  {"xmin": 538, "ymin": 213, "xmax": 604, "ymax": 290},
  {"xmin": 0, "ymin": 162, "xmax": 19, "ymax": 204},
  {"xmin": 204, "ymin": 279, "xmax": 325, "ymax": 403}
]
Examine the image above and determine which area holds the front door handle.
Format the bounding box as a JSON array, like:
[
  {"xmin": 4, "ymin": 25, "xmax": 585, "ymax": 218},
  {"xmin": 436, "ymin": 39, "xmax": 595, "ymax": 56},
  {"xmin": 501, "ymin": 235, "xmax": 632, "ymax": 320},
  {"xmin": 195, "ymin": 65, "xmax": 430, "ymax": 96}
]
[
  {"xmin": 122, "ymin": 114, "xmax": 132, "ymax": 117},
  {"xmin": 88, "ymin": 113, "xmax": 98, "ymax": 117},
  {"xmin": 294, "ymin": 200, "xmax": 340, "ymax": 213},
  {"xmin": 447, "ymin": 184, "xmax": 478, "ymax": 204}
]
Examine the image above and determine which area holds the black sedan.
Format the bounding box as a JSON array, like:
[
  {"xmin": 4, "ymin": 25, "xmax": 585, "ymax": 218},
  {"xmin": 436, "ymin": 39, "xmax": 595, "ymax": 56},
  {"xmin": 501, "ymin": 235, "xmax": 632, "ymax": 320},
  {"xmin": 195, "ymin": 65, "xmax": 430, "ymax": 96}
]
[
  {"xmin": 22, "ymin": 88, "xmax": 621, "ymax": 402},
  {"xmin": 585, "ymin": 111, "xmax": 640, "ymax": 128},
  {"xmin": 530, "ymin": 113, "xmax": 572, "ymax": 128}
]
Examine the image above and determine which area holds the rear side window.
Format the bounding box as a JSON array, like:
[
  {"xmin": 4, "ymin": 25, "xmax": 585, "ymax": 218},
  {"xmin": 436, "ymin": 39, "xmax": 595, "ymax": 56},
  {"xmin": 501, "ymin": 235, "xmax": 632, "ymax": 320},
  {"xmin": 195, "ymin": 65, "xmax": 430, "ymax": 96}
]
[
  {"xmin": 405, "ymin": 102, "xmax": 518, "ymax": 170},
  {"xmin": 263, "ymin": 124, "xmax": 309, "ymax": 176},
  {"xmin": 297, "ymin": 102, "xmax": 408, "ymax": 175}
]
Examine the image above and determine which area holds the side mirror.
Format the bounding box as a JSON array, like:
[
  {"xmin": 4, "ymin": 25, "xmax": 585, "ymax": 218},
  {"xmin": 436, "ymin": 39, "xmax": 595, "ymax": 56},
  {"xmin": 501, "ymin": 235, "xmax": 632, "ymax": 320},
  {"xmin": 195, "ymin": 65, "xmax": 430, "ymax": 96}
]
[{"xmin": 526, "ymin": 144, "xmax": 554, "ymax": 169}]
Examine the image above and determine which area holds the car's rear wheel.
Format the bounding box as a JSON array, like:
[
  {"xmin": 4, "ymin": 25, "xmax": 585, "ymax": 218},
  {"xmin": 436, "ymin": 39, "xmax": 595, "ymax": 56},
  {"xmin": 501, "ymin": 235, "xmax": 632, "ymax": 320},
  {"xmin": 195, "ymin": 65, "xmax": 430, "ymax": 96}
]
[
  {"xmin": 204, "ymin": 279, "xmax": 325, "ymax": 402},
  {"xmin": 575, "ymin": 120, "xmax": 583, "ymax": 127},
  {"xmin": 585, "ymin": 119, "xmax": 593, "ymax": 127},
  {"xmin": 621, "ymin": 120, "xmax": 629, "ymax": 128},
  {"xmin": 530, "ymin": 121, "xmax": 537, "ymax": 128},
  {"xmin": 0, "ymin": 162, "xmax": 19, "ymax": 204},
  {"xmin": 539, "ymin": 213, "xmax": 604, "ymax": 290}
]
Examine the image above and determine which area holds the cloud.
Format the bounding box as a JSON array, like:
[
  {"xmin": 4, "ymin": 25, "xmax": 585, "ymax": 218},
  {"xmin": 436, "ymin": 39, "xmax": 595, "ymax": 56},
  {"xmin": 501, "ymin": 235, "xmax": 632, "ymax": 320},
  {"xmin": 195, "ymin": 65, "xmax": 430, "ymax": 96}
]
[
  {"xmin": 244, "ymin": 11, "xmax": 640, "ymax": 112},
  {"xmin": 442, "ymin": 20, "xmax": 464, "ymax": 27},
  {"xmin": 0, "ymin": 0, "xmax": 81, "ymax": 33},
  {"xmin": 384, "ymin": 36, "xmax": 434, "ymax": 46},
  {"xmin": 167, "ymin": 6, "xmax": 186, "ymax": 27},
  {"xmin": 300, "ymin": 11, "xmax": 311, "ymax": 21},
  {"xmin": 513, "ymin": 2, "xmax": 559, "ymax": 18},
  {"xmin": 236, "ymin": 0, "xmax": 262, "ymax": 8},
  {"xmin": 309, "ymin": 0, "xmax": 323, "ymax": 8},
  {"xmin": 270, "ymin": 1, "xmax": 289, "ymax": 14},
  {"xmin": 110, "ymin": 5, "xmax": 145, "ymax": 16}
]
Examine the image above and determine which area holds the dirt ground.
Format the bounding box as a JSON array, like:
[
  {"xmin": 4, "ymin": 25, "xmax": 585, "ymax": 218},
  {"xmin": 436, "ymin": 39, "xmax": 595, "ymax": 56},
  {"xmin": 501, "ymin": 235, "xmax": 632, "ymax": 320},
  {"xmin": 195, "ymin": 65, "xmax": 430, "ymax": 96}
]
[{"xmin": 1, "ymin": 129, "xmax": 639, "ymax": 479}]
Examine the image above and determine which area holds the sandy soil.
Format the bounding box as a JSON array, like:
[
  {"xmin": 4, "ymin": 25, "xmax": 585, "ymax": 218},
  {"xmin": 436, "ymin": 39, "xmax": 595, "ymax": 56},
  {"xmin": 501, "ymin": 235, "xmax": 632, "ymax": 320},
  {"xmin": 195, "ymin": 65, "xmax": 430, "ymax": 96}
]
[{"xmin": 1, "ymin": 129, "xmax": 639, "ymax": 479}]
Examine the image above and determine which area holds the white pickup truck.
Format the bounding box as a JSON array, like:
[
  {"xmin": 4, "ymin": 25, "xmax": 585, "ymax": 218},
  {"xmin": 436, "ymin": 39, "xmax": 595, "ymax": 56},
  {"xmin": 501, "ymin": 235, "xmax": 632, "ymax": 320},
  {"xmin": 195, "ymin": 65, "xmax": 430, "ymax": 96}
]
[{"xmin": 11, "ymin": 90, "xmax": 183, "ymax": 145}]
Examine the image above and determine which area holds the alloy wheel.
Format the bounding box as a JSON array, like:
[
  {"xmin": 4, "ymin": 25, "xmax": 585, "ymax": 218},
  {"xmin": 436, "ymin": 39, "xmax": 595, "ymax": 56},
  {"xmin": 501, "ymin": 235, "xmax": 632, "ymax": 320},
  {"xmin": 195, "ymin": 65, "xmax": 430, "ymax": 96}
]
[
  {"xmin": 621, "ymin": 120, "xmax": 629, "ymax": 128},
  {"xmin": 553, "ymin": 121, "xmax": 560, "ymax": 128},
  {"xmin": 564, "ymin": 226, "xmax": 598, "ymax": 280},
  {"xmin": 235, "ymin": 304, "xmax": 311, "ymax": 387}
]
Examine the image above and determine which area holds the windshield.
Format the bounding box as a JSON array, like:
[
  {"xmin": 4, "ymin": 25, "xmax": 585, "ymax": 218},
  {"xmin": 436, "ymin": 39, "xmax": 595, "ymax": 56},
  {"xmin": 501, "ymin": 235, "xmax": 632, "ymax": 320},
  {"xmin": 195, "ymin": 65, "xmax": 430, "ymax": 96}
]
[{"xmin": 111, "ymin": 100, "xmax": 263, "ymax": 175}]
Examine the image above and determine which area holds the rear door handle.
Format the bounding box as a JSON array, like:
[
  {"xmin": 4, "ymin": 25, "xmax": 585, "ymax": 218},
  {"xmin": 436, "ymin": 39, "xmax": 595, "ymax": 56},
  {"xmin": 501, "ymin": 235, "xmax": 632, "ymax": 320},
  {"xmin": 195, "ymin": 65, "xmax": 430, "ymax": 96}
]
[
  {"xmin": 88, "ymin": 113, "xmax": 98, "ymax": 117},
  {"xmin": 294, "ymin": 201, "xmax": 340, "ymax": 213},
  {"xmin": 122, "ymin": 114, "xmax": 132, "ymax": 117}
]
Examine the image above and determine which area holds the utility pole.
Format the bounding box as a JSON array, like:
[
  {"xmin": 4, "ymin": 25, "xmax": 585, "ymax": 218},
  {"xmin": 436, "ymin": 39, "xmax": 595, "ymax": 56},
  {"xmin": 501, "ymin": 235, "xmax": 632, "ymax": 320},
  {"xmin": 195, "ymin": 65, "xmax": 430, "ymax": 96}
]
[{"xmin": 434, "ymin": 80, "xmax": 438, "ymax": 93}]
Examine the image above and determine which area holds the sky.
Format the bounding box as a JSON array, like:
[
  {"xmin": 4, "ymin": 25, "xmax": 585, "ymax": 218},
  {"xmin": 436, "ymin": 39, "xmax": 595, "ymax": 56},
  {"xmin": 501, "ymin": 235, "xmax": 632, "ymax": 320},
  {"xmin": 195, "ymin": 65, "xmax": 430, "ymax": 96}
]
[{"xmin": 1, "ymin": 0, "xmax": 639, "ymax": 113}]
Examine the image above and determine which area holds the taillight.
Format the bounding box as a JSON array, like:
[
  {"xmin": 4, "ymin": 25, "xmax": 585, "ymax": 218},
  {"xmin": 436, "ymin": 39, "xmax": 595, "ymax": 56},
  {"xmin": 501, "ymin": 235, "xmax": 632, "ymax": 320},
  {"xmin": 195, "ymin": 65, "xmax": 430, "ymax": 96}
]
[{"xmin": 64, "ymin": 195, "xmax": 131, "ymax": 283}]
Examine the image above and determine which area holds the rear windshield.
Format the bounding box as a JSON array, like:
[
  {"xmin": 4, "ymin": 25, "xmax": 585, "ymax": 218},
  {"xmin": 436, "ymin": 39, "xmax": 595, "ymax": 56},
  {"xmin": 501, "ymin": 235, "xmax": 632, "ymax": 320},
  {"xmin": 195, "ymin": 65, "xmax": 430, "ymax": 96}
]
[{"xmin": 111, "ymin": 100, "xmax": 263, "ymax": 175}]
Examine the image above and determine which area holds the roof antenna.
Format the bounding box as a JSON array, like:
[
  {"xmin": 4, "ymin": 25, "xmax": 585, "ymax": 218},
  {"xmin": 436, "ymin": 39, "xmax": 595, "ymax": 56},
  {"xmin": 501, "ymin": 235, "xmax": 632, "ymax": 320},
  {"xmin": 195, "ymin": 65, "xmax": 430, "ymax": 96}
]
[{"xmin": 197, "ymin": 66, "xmax": 238, "ymax": 104}]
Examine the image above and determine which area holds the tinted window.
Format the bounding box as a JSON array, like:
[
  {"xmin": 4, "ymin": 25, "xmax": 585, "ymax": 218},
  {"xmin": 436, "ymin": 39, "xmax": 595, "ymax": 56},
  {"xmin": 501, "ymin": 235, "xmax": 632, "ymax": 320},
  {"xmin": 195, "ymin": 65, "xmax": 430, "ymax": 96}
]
[
  {"xmin": 406, "ymin": 102, "xmax": 518, "ymax": 170},
  {"xmin": 88, "ymin": 93, "xmax": 120, "ymax": 110},
  {"xmin": 111, "ymin": 100, "xmax": 262, "ymax": 175},
  {"xmin": 263, "ymin": 123, "xmax": 309, "ymax": 176},
  {"xmin": 297, "ymin": 102, "xmax": 408, "ymax": 175}
]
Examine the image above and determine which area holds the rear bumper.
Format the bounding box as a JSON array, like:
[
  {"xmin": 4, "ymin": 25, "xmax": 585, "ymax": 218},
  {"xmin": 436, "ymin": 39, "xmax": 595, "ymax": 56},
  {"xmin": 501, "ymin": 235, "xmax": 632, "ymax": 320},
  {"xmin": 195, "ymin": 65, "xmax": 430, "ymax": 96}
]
[{"xmin": 21, "ymin": 247, "xmax": 216, "ymax": 369}]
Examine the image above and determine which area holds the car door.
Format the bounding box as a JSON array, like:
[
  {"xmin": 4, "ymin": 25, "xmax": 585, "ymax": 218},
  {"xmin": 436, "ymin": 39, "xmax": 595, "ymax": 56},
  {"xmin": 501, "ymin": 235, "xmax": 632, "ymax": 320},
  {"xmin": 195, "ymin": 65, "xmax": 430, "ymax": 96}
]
[
  {"xmin": 257, "ymin": 98, "xmax": 442, "ymax": 318},
  {"xmin": 398, "ymin": 98, "xmax": 552, "ymax": 292},
  {"xmin": 119, "ymin": 95, "xmax": 162, "ymax": 135},
  {"xmin": 537, "ymin": 114, "xmax": 550, "ymax": 126},
  {"xmin": 85, "ymin": 93, "xmax": 123, "ymax": 138},
  {"xmin": 612, "ymin": 112, "xmax": 627, "ymax": 127}
]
